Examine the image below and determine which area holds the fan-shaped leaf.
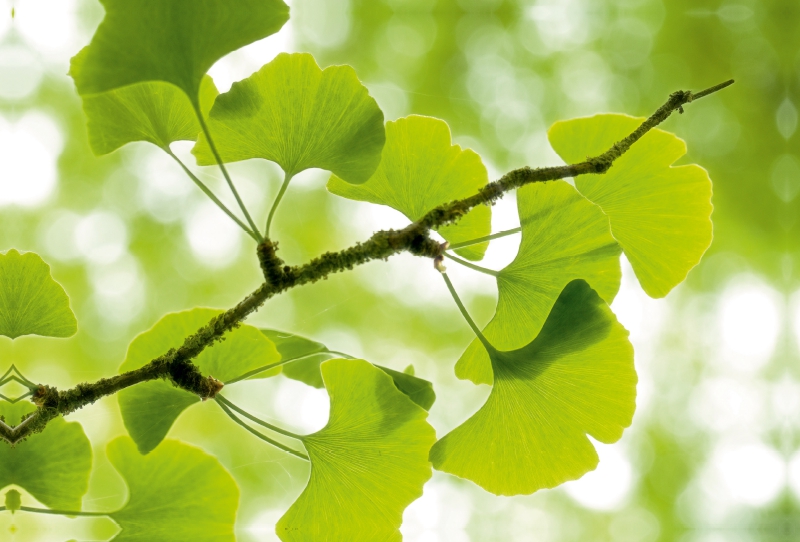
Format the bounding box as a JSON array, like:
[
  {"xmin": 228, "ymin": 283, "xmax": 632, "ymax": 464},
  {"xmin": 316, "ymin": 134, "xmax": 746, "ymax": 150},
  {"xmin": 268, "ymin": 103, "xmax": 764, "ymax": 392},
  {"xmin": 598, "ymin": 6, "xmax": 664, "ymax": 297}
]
[
  {"xmin": 328, "ymin": 115, "xmax": 492, "ymax": 261},
  {"xmin": 456, "ymin": 181, "xmax": 621, "ymax": 384},
  {"xmin": 0, "ymin": 402, "xmax": 91, "ymax": 510},
  {"xmin": 0, "ymin": 249, "xmax": 77, "ymax": 340},
  {"xmin": 80, "ymin": 76, "xmax": 219, "ymax": 155},
  {"xmin": 431, "ymin": 280, "xmax": 635, "ymax": 495},
  {"xmin": 276, "ymin": 358, "xmax": 436, "ymax": 541},
  {"xmin": 118, "ymin": 308, "xmax": 280, "ymax": 454},
  {"xmin": 107, "ymin": 437, "xmax": 239, "ymax": 541},
  {"xmin": 69, "ymin": 0, "xmax": 289, "ymax": 104},
  {"xmin": 261, "ymin": 328, "xmax": 435, "ymax": 410},
  {"xmin": 261, "ymin": 328, "xmax": 329, "ymax": 388},
  {"xmin": 548, "ymin": 114, "xmax": 713, "ymax": 298},
  {"xmin": 192, "ymin": 53, "xmax": 385, "ymax": 184}
]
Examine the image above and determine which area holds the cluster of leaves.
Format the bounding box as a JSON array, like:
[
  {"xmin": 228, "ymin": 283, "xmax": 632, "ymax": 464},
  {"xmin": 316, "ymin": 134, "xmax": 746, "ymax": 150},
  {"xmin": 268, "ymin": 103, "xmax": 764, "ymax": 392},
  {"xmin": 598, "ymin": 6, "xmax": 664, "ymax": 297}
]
[{"xmin": 0, "ymin": 0, "xmax": 715, "ymax": 539}]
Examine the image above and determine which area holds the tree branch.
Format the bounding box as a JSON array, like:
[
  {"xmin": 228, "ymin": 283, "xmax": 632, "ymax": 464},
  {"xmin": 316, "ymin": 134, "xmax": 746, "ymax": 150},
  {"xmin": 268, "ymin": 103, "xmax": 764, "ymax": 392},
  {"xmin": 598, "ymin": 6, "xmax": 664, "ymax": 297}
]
[{"xmin": 0, "ymin": 80, "xmax": 732, "ymax": 446}]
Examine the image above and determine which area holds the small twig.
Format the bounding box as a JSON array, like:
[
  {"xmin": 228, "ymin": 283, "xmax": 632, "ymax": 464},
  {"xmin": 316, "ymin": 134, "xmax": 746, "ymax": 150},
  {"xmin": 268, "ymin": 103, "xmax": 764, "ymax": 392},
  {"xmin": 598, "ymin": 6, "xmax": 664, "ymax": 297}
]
[{"xmin": 0, "ymin": 80, "xmax": 732, "ymax": 445}]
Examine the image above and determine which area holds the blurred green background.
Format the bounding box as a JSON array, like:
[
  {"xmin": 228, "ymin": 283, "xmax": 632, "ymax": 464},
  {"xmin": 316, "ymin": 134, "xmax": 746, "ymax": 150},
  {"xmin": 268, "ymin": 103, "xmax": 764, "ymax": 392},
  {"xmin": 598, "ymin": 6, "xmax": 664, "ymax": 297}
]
[{"xmin": 0, "ymin": 0, "xmax": 798, "ymax": 540}]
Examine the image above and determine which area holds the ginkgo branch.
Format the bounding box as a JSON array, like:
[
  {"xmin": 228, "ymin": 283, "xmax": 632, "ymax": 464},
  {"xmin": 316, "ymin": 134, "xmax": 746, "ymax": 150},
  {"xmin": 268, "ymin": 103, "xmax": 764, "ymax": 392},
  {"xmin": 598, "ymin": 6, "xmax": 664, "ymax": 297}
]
[{"xmin": 0, "ymin": 80, "xmax": 732, "ymax": 446}]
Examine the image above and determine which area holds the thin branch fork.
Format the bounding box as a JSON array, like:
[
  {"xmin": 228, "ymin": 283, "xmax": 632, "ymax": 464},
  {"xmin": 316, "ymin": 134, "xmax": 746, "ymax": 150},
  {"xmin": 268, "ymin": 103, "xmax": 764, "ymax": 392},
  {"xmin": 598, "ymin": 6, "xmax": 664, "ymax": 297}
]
[{"xmin": 0, "ymin": 79, "xmax": 733, "ymax": 446}]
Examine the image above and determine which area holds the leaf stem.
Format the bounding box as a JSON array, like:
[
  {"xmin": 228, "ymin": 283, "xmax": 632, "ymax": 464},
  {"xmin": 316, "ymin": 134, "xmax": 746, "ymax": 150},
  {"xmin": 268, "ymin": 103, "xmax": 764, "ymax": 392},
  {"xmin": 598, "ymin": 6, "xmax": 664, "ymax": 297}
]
[
  {"xmin": 444, "ymin": 253, "xmax": 499, "ymax": 277},
  {"xmin": 266, "ymin": 171, "xmax": 293, "ymax": 237},
  {"xmin": 0, "ymin": 391, "xmax": 32, "ymax": 403},
  {"xmin": 447, "ymin": 227, "xmax": 522, "ymax": 250},
  {"xmin": 166, "ymin": 149, "xmax": 259, "ymax": 241},
  {"xmin": 441, "ymin": 273, "xmax": 494, "ymax": 353},
  {"xmin": 17, "ymin": 506, "xmax": 109, "ymax": 517},
  {"xmin": 216, "ymin": 394, "xmax": 303, "ymax": 440},
  {"xmin": 224, "ymin": 350, "xmax": 346, "ymax": 385},
  {"xmin": 193, "ymin": 104, "xmax": 263, "ymax": 242},
  {"xmin": 215, "ymin": 399, "xmax": 309, "ymax": 461}
]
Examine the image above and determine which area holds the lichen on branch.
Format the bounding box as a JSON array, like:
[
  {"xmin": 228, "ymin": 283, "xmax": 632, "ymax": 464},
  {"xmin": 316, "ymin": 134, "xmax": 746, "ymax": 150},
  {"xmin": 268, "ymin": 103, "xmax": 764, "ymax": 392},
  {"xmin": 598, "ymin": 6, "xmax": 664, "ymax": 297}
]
[{"xmin": 0, "ymin": 80, "xmax": 733, "ymax": 446}]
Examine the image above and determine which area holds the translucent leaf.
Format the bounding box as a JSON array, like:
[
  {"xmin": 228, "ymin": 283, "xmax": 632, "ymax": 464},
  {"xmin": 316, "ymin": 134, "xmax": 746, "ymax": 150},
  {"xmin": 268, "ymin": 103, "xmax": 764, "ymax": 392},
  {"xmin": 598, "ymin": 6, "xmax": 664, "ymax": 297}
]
[
  {"xmin": 0, "ymin": 249, "xmax": 77, "ymax": 339},
  {"xmin": 456, "ymin": 181, "xmax": 621, "ymax": 385},
  {"xmin": 192, "ymin": 53, "xmax": 385, "ymax": 184},
  {"xmin": 69, "ymin": 0, "xmax": 289, "ymax": 104},
  {"xmin": 80, "ymin": 76, "xmax": 219, "ymax": 155},
  {"xmin": 430, "ymin": 280, "xmax": 636, "ymax": 496},
  {"xmin": 548, "ymin": 114, "xmax": 713, "ymax": 298},
  {"xmin": 107, "ymin": 437, "xmax": 239, "ymax": 541},
  {"xmin": 0, "ymin": 402, "xmax": 91, "ymax": 510},
  {"xmin": 378, "ymin": 366, "xmax": 436, "ymax": 412},
  {"xmin": 261, "ymin": 328, "xmax": 436, "ymax": 410},
  {"xmin": 328, "ymin": 115, "xmax": 492, "ymax": 261},
  {"xmin": 277, "ymin": 359, "xmax": 436, "ymax": 541},
  {"xmin": 261, "ymin": 328, "xmax": 329, "ymax": 388},
  {"xmin": 118, "ymin": 308, "xmax": 280, "ymax": 454}
]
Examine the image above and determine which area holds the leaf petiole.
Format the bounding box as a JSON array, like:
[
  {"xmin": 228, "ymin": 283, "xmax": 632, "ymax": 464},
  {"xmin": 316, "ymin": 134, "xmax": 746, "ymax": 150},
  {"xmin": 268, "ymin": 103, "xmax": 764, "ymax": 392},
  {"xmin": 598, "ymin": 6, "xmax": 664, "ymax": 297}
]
[
  {"xmin": 166, "ymin": 149, "xmax": 260, "ymax": 241},
  {"xmin": 447, "ymin": 227, "xmax": 521, "ymax": 250},
  {"xmin": 214, "ymin": 398, "xmax": 309, "ymax": 461},
  {"xmin": 266, "ymin": 171, "xmax": 294, "ymax": 237},
  {"xmin": 193, "ymin": 103, "xmax": 264, "ymax": 242},
  {"xmin": 224, "ymin": 350, "xmax": 352, "ymax": 384},
  {"xmin": 216, "ymin": 395, "xmax": 303, "ymax": 440},
  {"xmin": 15, "ymin": 506, "xmax": 109, "ymax": 517},
  {"xmin": 441, "ymin": 272, "xmax": 495, "ymax": 353},
  {"xmin": 444, "ymin": 253, "xmax": 499, "ymax": 277}
]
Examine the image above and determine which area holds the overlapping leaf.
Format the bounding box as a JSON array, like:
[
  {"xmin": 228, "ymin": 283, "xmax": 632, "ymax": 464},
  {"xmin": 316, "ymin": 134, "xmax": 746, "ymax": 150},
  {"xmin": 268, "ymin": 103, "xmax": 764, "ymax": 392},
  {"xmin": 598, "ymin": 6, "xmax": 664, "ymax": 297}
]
[
  {"xmin": 328, "ymin": 115, "xmax": 492, "ymax": 260},
  {"xmin": 456, "ymin": 181, "xmax": 621, "ymax": 384},
  {"xmin": 80, "ymin": 76, "xmax": 219, "ymax": 155},
  {"xmin": 192, "ymin": 53, "xmax": 385, "ymax": 184},
  {"xmin": 107, "ymin": 437, "xmax": 239, "ymax": 541},
  {"xmin": 276, "ymin": 358, "xmax": 436, "ymax": 541},
  {"xmin": 0, "ymin": 249, "xmax": 77, "ymax": 339},
  {"xmin": 69, "ymin": 0, "xmax": 289, "ymax": 104},
  {"xmin": 118, "ymin": 308, "xmax": 280, "ymax": 454},
  {"xmin": 548, "ymin": 114, "xmax": 713, "ymax": 298},
  {"xmin": 431, "ymin": 280, "xmax": 636, "ymax": 496},
  {"xmin": 262, "ymin": 328, "xmax": 436, "ymax": 410},
  {"xmin": 0, "ymin": 402, "xmax": 91, "ymax": 510}
]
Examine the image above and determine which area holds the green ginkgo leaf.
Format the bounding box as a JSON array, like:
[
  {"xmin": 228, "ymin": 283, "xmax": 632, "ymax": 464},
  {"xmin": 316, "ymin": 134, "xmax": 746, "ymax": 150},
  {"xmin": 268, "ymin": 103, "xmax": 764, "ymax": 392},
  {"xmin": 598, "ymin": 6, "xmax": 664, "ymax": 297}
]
[
  {"xmin": 261, "ymin": 328, "xmax": 436, "ymax": 410},
  {"xmin": 0, "ymin": 249, "xmax": 77, "ymax": 340},
  {"xmin": 328, "ymin": 115, "xmax": 492, "ymax": 261},
  {"xmin": 79, "ymin": 76, "xmax": 219, "ymax": 155},
  {"xmin": 548, "ymin": 114, "xmax": 713, "ymax": 298},
  {"xmin": 456, "ymin": 181, "xmax": 622, "ymax": 385},
  {"xmin": 69, "ymin": 0, "xmax": 289, "ymax": 105},
  {"xmin": 119, "ymin": 308, "xmax": 280, "ymax": 454},
  {"xmin": 276, "ymin": 358, "xmax": 436, "ymax": 541},
  {"xmin": 261, "ymin": 328, "xmax": 330, "ymax": 388},
  {"xmin": 0, "ymin": 402, "xmax": 91, "ymax": 510},
  {"xmin": 192, "ymin": 53, "xmax": 385, "ymax": 184},
  {"xmin": 107, "ymin": 437, "xmax": 239, "ymax": 541},
  {"xmin": 430, "ymin": 280, "xmax": 635, "ymax": 496}
]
